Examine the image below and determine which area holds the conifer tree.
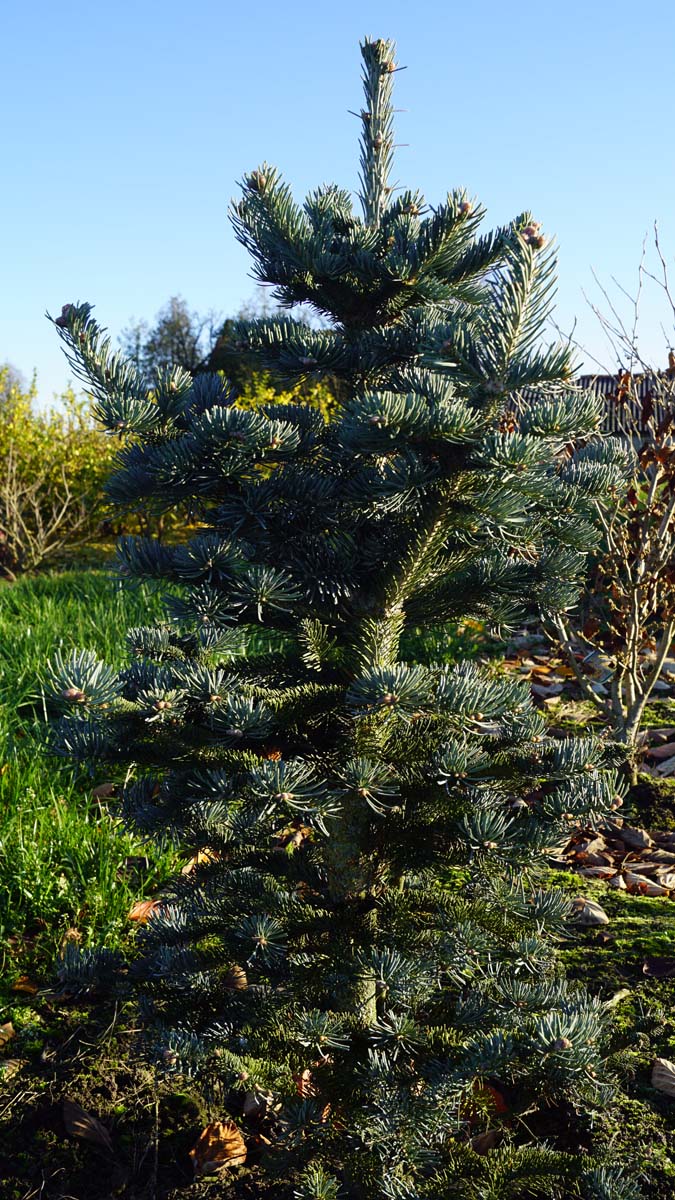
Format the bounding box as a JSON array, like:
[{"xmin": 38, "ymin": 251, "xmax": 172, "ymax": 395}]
[{"xmin": 47, "ymin": 39, "xmax": 636, "ymax": 1200}]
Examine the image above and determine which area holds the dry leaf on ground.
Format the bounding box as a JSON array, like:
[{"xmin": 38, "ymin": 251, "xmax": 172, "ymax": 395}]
[
  {"xmin": 646, "ymin": 741, "xmax": 675, "ymax": 759},
  {"xmin": 531, "ymin": 681, "xmax": 564, "ymax": 698},
  {"xmin": 62, "ymin": 1099, "xmax": 114, "ymax": 1154},
  {"xmin": 0, "ymin": 1057, "xmax": 24, "ymax": 1078},
  {"xmin": 471, "ymin": 1129, "xmax": 502, "ymax": 1154},
  {"xmin": 59, "ymin": 927, "xmax": 82, "ymax": 950},
  {"xmin": 224, "ymin": 964, "xmax": 248, "ymax": 990},
  {"xmin": 11, "ymin": 975, "xmax": 38, "ymax": 995},
  {"xmin": 654, "ymin": 755, "xmax": 675, "ymax": 777},
  {"xmin": 471, "ymin": 1081, "xmax": 509, "ymax": 1115},
  {"xmin": 189, "ymin": 1120, "xmax": 247, "ymax": 1176},
  {"xmin": 622, "ymin": 872, "xmax": 669, "ymax": 896},
  {"xmin": 577, "ymin": 866, "xmax": 615, "ymax": 880},
  {"xmin": 604, "ymin": 988, "xmax": 632, "ymax": 1007},
  {"xmin": 181, "ymin": 847, "xmax": 220, "ymax": 874},
  {"xmin": 0, "ymin": 1021, "xmax": 16, "ymax": 1050},
  {"xmin": 651, "ymin": 849, "xmax": 675, "ymax": 864},
  {"xmin": 294, "ymin": 1068, "xmax": 318, "ymax": 1098},
  {"xmin": 619, "ymin": 827, "xmax": 653, "ymax": 850},
  {"xmin": 643, "ymin": 957, "xmax": 675, "ymax": 978},
  {"xmin": 91, "ymin": 782, "xmax": 116, "ymax": 800},
  {"xmin": 128, "ymin": 898, "xmax": 162, "ymax": 923},
  {"xmin": 571, "ymin": 897, "xmax": 609, "ymax": 925},
  {"xmin": 652, "ymin": 1059, "xmax": 675, "ymax": 1098}
]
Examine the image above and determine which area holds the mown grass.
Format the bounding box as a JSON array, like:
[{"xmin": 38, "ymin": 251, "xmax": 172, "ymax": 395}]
[{"xmin": 0, "ymin": 569, "xmax": 178, "ymax": 978}]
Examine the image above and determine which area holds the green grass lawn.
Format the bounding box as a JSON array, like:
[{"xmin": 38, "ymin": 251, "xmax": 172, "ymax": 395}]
[{"xmin": 0, "ymin": 570, "xmax": 178, "ymax": 976}]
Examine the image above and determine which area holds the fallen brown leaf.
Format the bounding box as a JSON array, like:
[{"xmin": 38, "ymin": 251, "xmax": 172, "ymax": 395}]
[
  {"xmin": 624, "ymin": 861, "xmax": 661, "ymax": 876},
  {"xmin": 655, "ymin": 833, "xmax": 675, "ymax": 847},
  {"xmin": 92, "ymin": 782, "xmax": 116, "ymax": 800},
  {"xmin": 531, "ymin": 681, "xmax": 564, "ymax": 698},
  {"xmin": 128, "ymin": 898, "xmax": 162, "ymax": 924},
  {"xmin": 0, "ymin": 1057, "xmax": 24, "ymax": 1078},
  {"xmin": 657, "ymin": 873, "xmax": 675, "ymax": 889},
  {"xmin": 622, "ymin": 872, "xmax": 669, "ymax": 896},
  {"xmin": 189, "ymin": 1120, "xmax": 247, "ymax": 1176},
  {"xmin": 62, "ymin": 1099, "xmax": 114, "ymax": 1154},
  {"xmin": 294, "ymin": 1068, "xmax": 317, "ymax": 1098},
  {"xmin": 571, "ymin": 897, "xmax": 610, "ymax": 925},
  {"xmin": 654, "ymin": 755, "xmax": 675, "ymax": 777},
  {"xmin": 651, "ymin": 849, "xmax": 675, "ymax": 864},
  {"xmin": 645, "ymin": 726, "xmax": 675, "ymax": 741},
  {"xmin": 604, "ymin": 988, "xmax": 632, "ymax": 1007},
  {"xmin": 619, "ymin": 827, "xmax": 653, "ymax": 850},
  {"xmin": 471, "ymin": 1081, "xmax": 509, "ymax": 1115},
  {"xmin": 0, "ymin": 1021, "xmax": 16, "ymax": 1050},
  {"xmin": 471, "ymin": 1129, "xmax": 502, "ymax": 1154},
  {"xmin": 646, "ymin": 741, "xmax": 675, "ymax": 760},
  {"xmin": 181, "ymin": 847, "xmax": 220, "ymax": 875},
  {"xmin": 59, "ymin": 928, "xmax": 82, "ymax": 952},
  {"xmin": 643, "ymin": 957, "xmax": 675, "ymax": 978},
  {"xmin": 572, "ymin": 835, "xmax": 608, "ymax": 857},
  {"xmin": 242, "ymin": 1090, "xmax": 274, "ymax": 1118},
  {"xmin": 652, "ymin": 1058, "xmax": 675, "ymax": 1097},
  {"xmin": 577, "ymin": 866, "xmax": 615, "ymax": 880},
  {"xmin": 224, "ymin": 964, "xmax": 248, "ymax": 990},
  {"xmin": 12, "ymin": 975, "xmax": 38, "ymax": 996}
]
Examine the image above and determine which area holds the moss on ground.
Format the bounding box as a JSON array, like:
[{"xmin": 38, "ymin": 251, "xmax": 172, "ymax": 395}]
[
  {"xmin": 542, "ymin": 870, "xmax": 675, "ymax": 1197},
  {"xmin": 628, "ymin": 774, "xmax": 675, "ymax": 829}
]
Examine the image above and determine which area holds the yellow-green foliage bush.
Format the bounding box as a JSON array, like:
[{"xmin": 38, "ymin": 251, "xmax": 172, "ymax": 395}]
[
  {"xmin": 0, "ymin": 367, "xmax": 115, "ymax": 578},
  {"xmin": 0, "ymin": 364, "xmax": 339, "ymax": 579},
  {"xmin": 234, "ymin": 370, "xmax": 339, "ymax": 421}
]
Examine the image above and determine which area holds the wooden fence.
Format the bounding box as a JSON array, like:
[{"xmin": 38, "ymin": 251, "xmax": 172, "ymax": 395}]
[{"xmin": 578, "ymin": 374, "xmax": 671, "ymax": 436}]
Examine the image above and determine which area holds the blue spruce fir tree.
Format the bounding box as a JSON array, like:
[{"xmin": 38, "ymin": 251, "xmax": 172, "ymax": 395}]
[{"xmin": 46, "ymin": 38, "xmax": 637, "ymax": 1200}]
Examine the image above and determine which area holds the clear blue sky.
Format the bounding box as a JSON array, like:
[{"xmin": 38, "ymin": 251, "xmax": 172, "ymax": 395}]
[{"xmin": 3, "ymin": 0, "xmax": 675, "ymax": 403}]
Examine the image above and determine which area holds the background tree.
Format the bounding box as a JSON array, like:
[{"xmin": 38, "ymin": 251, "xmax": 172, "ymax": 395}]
[
  {"xmin": 119, "ymin": 294, "xmax": 222, "ymax": 381},
  {"xmin": 48, "ymin": 38, "xmax": 634, "ymax": 1200},
  {"xmin": 121, "ymin": 293, "xmax": 341, "ymax": 417},
  {"xmin": 0, "ymin": 361, "xmax": 29, "ymax": 411}
]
